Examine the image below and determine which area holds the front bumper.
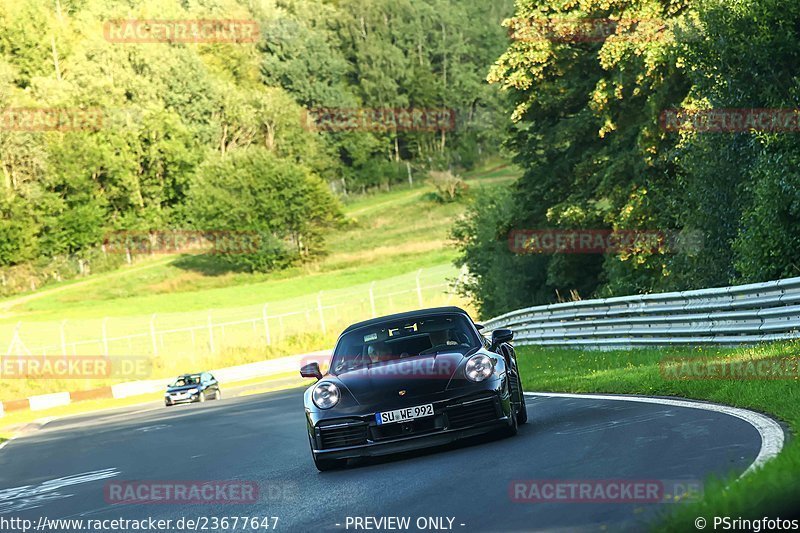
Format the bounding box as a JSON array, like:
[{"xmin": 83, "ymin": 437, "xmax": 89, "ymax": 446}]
[
  {"xmin": 165, "ymin": 393, "xmax": 198, "ymax": 404},
  {"xmin": 309, "ymin": 390, "xmax": 512, "ymax": 460}
]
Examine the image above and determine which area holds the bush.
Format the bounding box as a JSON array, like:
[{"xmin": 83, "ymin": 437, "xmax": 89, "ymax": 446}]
[
  {"xmin": 428, "ymin": 170, "xmax": 469, "ymax": 203},
  {"xmin": 187, "ymin": 149, "xmax": 342, "ymax": 272}
]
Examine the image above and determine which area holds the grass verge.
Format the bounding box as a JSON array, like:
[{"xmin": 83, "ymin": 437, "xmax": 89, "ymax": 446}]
[{"xmin": 516, "ymin": 342, "xmax": 800, "ymax": 531}]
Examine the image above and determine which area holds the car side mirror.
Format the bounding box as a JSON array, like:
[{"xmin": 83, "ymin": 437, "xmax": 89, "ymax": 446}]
[
  {"xmin": 475, "ymin": 323, "xmax": 485, "ymax": 331},
  {"xmin": 491, "ymin": 328, "xmax": 514, "ymax": 347},
  {"xmin": 300, "ymin": 362, "xmax": 323, "ymax": 380}
]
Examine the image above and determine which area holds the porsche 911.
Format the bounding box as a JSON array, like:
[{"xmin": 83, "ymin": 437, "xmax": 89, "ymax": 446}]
[{"xmin": 300, "ymin": 306, "xmax": 526, "ymax": 471}]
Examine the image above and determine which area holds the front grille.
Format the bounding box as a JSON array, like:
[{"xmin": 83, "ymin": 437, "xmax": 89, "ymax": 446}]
[
  {"xmin": 446, "ymin": 398, "xmax": 499, "ymax": 429},
  {"xmin": 319, "ymin": 423, "xmax": 368, "ymax": 449},
  {"xmin": 371, "ymin": 415, "xmax": 443, "ymax": 440}
]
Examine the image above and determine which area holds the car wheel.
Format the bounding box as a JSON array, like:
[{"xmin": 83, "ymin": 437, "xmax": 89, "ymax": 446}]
[
  {"xmin": 498, "ymin": 379, "xmax": 519, "ymax": 438},
  {"xmin": 215, "ymin": 389, "xmax": 222, "ymax": 400},
  {"xmin": 198, "ymin": 391, "xmax": 206, "ymax": 403},
  {"xmin": 164, "ymin": 400, "xmax": 171, "ymax": 407},
  {"xmin": 499, "ymin": 407, "xmax": 519, "ymax": 438},
  {"xmin": 516, "ymin": 376, "xmax": 528, "ymax": 425}
]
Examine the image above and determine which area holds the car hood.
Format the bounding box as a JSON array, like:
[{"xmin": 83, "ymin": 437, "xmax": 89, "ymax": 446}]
[
  {"xmin": 332, "ymin": 352, "xmax": 465, "ymax": 404},
  {"xmin": 166, "ymin": 384, "xmax": 199, "ymax": 393}
]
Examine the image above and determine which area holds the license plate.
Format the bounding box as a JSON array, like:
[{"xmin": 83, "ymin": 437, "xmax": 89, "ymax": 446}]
[{"xmin": 375, "ymin": 403, "xmax": 434, "ymax": 425}]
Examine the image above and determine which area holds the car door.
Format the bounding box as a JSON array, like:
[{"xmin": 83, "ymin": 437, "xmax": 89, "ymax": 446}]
[{"xmin": 205, "ymin": 372, "xmax": 219, "ymax": 399}]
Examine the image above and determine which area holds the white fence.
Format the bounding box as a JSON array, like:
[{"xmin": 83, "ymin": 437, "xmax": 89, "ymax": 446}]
[
  {"xmin": 4, "ymin": 265, "xmax": 468, "ymax": 360},
  {"xmin": 483, "ymin": 277, "xmax": 800, "ymax": 348}
]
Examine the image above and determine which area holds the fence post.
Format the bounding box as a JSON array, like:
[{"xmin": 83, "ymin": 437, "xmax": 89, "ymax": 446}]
[
  {"xmin": 262, "ymin": 304, "xmax": 271, "ymax": 345},
  {"xmin": 60, "ymin": 320, "xmax": 68, "ymax": 356},
  {"xmin": 150, "ymin": 314, "xmax": 158, "ymax": 356},
  {"xmin": 447, "ymin": 265, "xmax": 469, "ymax": 304},
  {"xmin": 416, "ymin": 269, "xmax": 424, "ymax": 307},
  {"xmin": 102, "ymin": 317, "xmax": 109, "ymax": 356},
  {"xmin": 317, "ymin": 291, "xmax": 326, "ymax": 335},
  {"xmin": 369, "ymin": 282, "xmax": 376, "ymax": 317},
  {"xmin": 208, "ymin": 311, "xmax": 215, "ymax": 354}
]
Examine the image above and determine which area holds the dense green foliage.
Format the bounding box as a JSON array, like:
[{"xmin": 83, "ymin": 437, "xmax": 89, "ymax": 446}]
[
  {"xmin": 454, "ymin": 0, "xmax": 800, "ymax": 317},
  {"xmin": 0, "ymin": 0, "xmax": 512, "ymax": 287}
]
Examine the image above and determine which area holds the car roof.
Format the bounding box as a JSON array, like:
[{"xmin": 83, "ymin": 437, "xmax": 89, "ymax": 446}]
[{"xmin": 340, "ymin": 306, "xmax": 474, "ymax": 335}]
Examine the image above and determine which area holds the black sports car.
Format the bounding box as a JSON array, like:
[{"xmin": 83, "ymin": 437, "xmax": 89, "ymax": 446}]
[
  {"xmin": 300, "ymin": 306, "xmax": 527, "ymax": 471},
  {"xmin": 164, "ymin": 372, "xmax": 221, "ymax": 406}
]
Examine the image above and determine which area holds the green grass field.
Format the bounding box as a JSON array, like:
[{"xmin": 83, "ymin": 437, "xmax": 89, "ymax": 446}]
[
  {"xmin": 516, "ymin": 342, "xmax": 800, "ymax": 530},
  {"xmin": 0, "ymin": 161, "xmax": 520, "ymax": 401}
]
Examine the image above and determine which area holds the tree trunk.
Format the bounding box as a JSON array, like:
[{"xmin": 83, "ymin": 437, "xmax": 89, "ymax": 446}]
[{"xmin": 51, "ymin": 35, "xmax": 62, "ymax": 81}]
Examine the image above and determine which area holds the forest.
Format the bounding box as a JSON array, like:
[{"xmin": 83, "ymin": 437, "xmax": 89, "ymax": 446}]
[
  {"xmin": 454, "ymin": 0, "xmax": 800, "ymax": 316},
  {"xmin": 0, "ymin": 0, "xmax": 512, "ymax": 291}
]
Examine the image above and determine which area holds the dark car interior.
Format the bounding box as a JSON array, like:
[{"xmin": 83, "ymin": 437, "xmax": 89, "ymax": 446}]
[
  {"xmin": 171, "ymin": 374, "xmax": 201, "ymax": 387},
  {"xmin": 332, "ymin": 315, "xmax": 479, "ymax": 373}
]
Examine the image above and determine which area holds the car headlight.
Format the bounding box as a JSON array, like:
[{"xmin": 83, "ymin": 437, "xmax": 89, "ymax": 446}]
[
  {"xmin": 465, "ymin": 354, "xmax": 495, "ymax": 382},
  {"xmin": 312, "ymin": 382, "xmax": 340, "ymax": 409}
]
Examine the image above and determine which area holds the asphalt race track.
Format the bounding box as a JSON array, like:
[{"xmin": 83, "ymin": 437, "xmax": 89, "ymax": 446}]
[{"xmin": 0, "ymin": 387, "xmax": 771, "ymax": 532}]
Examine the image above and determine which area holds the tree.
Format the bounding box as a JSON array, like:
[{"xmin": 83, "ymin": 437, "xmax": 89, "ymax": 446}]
[{"xmin": 187, "ymin": 148, "xmax": 342, "ymax": 271}]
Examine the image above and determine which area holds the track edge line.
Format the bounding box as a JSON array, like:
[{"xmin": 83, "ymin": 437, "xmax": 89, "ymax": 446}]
[{"xmin": 524, "ymin": 391, "xmax": 785, "ymax": 477}]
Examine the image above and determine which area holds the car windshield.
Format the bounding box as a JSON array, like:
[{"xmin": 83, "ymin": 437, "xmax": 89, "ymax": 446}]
[
  {"xmin": 171, "ymin": 374, "xmax": 201, "ymax": 387},
  {"xmin": 331, "ymin": 313, "xmax": 480, "ymax": 374}
]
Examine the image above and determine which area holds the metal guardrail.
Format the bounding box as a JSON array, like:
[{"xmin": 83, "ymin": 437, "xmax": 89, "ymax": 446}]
[{"xmin": 483, "ymin": 277, "xmax": 800, "ymax": 348}]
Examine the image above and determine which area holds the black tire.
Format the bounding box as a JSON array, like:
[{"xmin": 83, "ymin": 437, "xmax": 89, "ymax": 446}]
[
  {"xmin": 198, "ymin": 391, "xmax": 206, "ymax": 403},
  {"xmin": 501, "ymin": 406, "xmax": 519, "ymax": 438},
  {"xmin": 215, "ymin": 389, "xmax": 222, "ymax": 400},
  {"xmin": 164, "ymin": 401, "xmax": 172, "ymax": 407},
  {"xmin": 516, "ymin": 376, "xmax": 528, "ymax": 425},
  {"xmin": 500, "ymin": 380, "xmax": 519, "ymax": 438}
]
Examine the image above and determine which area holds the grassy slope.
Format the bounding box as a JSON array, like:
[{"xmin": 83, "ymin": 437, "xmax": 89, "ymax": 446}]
[
  {"xmin": 0, "ymin": 161, "xmax": 520, "ymax": 402},
  {"xmin": 516, "ymin": 342, "xmax": 800, "ymax": 530},
  {"xmin": 0, "ymin": 161, "xmax": 518, "ymax": 323}
]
